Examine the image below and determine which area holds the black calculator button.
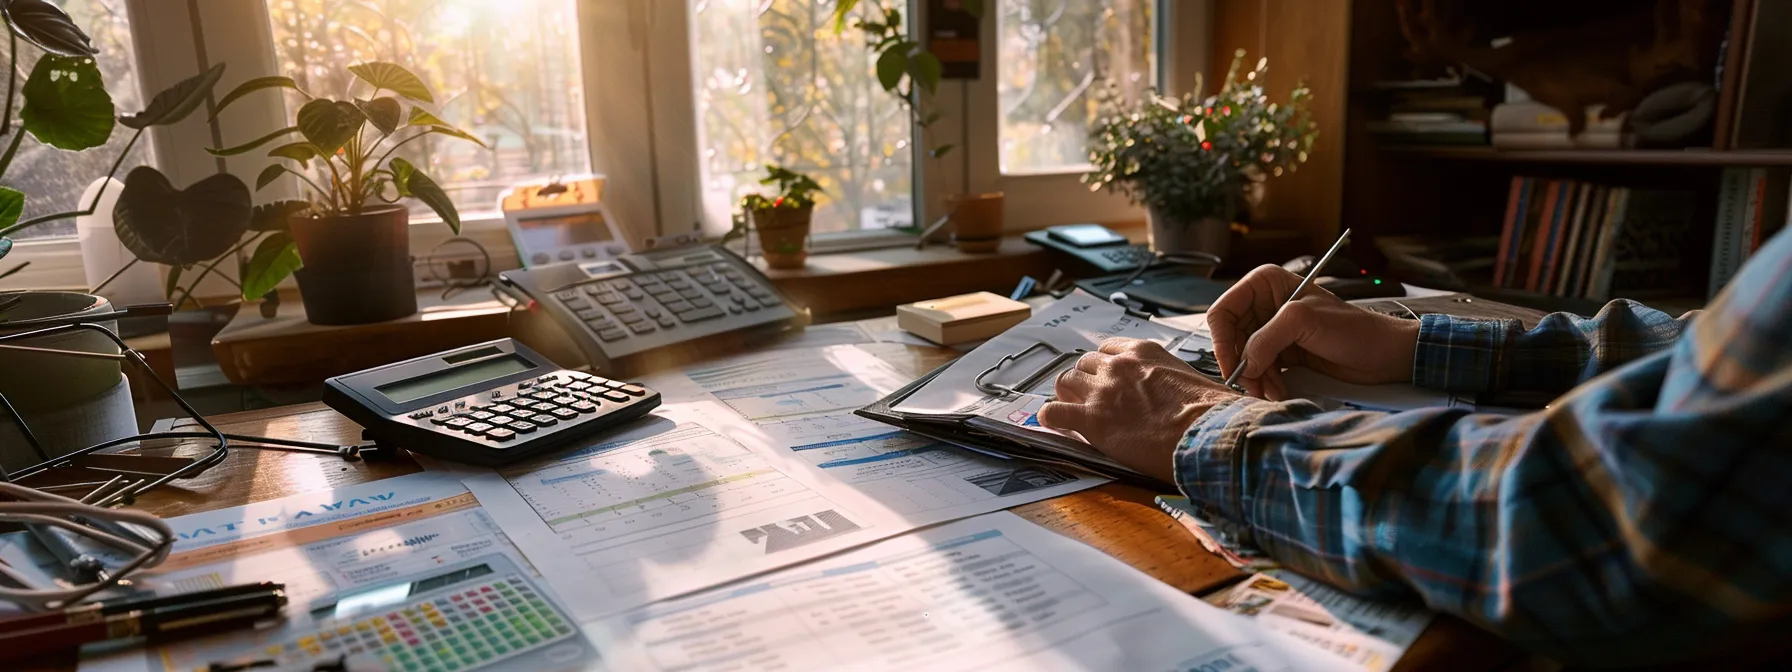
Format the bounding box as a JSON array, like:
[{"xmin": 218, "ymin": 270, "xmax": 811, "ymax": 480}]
[
  {"xmin": 658, "ymin": 316, "xmax": 677, "ymax": 328},
  {"xmin": 743, "ymin": 302, "xmax": 761, "ymax": 312},
  {"xmin": 662, "ymin": 300, "xmax": 692, "ymax": 312},
  {"xmin": 565, "ymin": 381, "xmax": 591, "ymax": 391},
  {"xmin": 707, "ymin": 283, "xmax": 731, "ymax": 293},
  {"xmin": 550, "ymin": 395, "xmax": 578, "ymax": 405},
  {"xmin": 596, "ymin": 389, "xmax": 629, "ymax": 403},
  {"xmin": 690, "ymin": 297, "xmax": 716, "ymax": 309},
  {"xmin": 729, "ymin": 293, "xmax": 748, "ymax": 305},
  {"xmin": 570, "ymin": 401, "xmax": 598, "ymax": 413},
  {"xmin": 757, "ymin": 295, "xmax": 782, "ymax": 308},
  {"xmin": 487, "ymin": 415, "xmax": 515, "ymax": 426},
  {"xmin": 597, "ymin": 328, "xmax": 628, "ymax": 342},
  {"xmin": 431, "ymin": 415, "xmax": 453, "ymax": 425},
  {"xmin": 443, "ymin": 417, "xmax": 473, "ymax": 429},
  {"xmin": 530, "ymin": 415, "xmax": 559, "ymax": 427},
  {"xmin": 617, "ymin": 384, "xmax": 648, "ymax": 397},
  {"xmin": 667, "ymin": 279, "xmax": 692, "ymax": 289},
  {"xmin": 489, "ymin": 404, "xmax": 516, "ymax": 414},
  {"xmin": 677, "ymin": 306, "xmax": 726, "ymax": 322},
  {"xmin": 487, "ymin": 428, "xmax": 517, "ymax": 442},
  {"xmin": 468, "ymin": 411, "xmax": 494, "ymax": 421},
  {"xmin": 628, "ymin": 321, "xmax": 656, "ymax": 334},
  {"xmin": 527, "ymin": 390, "xmax": 556, "ymax": 401},
  {"xmin": 464, "ymin": 422, "xmax": 495, "ymax": 435},
  {"xmin": 727, "ymin": 304, "xmax": 743, "ymax": 314},
  {"xmin": 623, "ymin": 288, "xmax": 644, "ymax": 300},
  {"xmin": 550, "ymin": 408, "xmax": 579, "ymax": 420},
  {"xmin": 643, "ymin": 307, "xmax": 662, "ymax": 318},
  {"xmin": 677, "ymin": 288, "xmax": 703, "ymax": 300},
  {"xmin": 512, "ymin": 421, "xmax": 537, "ymax": 434}
]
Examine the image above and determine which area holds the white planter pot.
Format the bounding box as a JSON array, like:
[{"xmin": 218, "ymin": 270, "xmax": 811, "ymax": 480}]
[
  {"xmin": 0, "ymin": 292, "xmax": 137, "ymax": 471},
  {"xmin": 1147, "ymin": 205, "xmax": 1232, "ymax": 260}
]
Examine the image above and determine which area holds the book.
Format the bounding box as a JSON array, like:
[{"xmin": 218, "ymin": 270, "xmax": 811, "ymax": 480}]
[
  {"xmin": 1526, "ymin": 180, "xmax": 1569, "ymax": 292},
  {"xmin": 1568, "ymin": 185, "xmax": 1613, "ymax": 298},
  {"xmin": 1586, "ymin": 187, "xmax": 1631, "ymax": 300},
  {"xmin": 1553, "ymin": 183, "xmax": 1597, "ymax": 296},
  {"xmin": 1510, "ymin": 178, "xmax": 1550, "ymax": 289},
  {"xmin": 1494, "ymin": 177, "xmax": 1528, "ymax": 287},
  {"xmin": 1538, "ymin": 182, "xmax": 1582, "ymax": 292}
]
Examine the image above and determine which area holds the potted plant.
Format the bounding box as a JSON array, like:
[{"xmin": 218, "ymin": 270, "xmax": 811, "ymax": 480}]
[
  {"xmin": 186, "ymin": 61, "xmax": 489, "ymax": 325},
  {"xmin": 1085, "ymin": 50, "xmax": 1318, "ymax": 258},
  {"xmin": 0, "ymin": 1, "xmax": 227, "ymax": 464},
  {"xmin": 833, "ymin": 1, "xmax": 1004, "ymax": 252},
  {"xmin": 735, "ymin": 165, "xmax": 823, "ymax": 269}
]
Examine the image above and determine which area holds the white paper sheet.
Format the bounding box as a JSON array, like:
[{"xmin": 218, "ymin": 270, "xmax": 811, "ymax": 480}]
[
  {"xmin": 586, "ymin": 511, "xmax": 1349, "ymax": 671},
  {"xmin": 651, "ymin": 345, "xmax": 1105, "ymax": 524},
  {"xmin": 1207, "ymin": 572, "xmax": 1433, "ymax": 671},
  {"xmin": 461, "ymin": 403, "xmax": 917, "ymax": 621},
  {"xmin": 79, "ymin": 473, "xmax": 597, "ymax": 672}
]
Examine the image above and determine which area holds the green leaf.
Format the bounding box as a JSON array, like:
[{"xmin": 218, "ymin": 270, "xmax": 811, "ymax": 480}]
[
  {"xmin": 255, "ymin": 164, "xmax": 289, "ymax": 191},
  {"xmin": 356, "ymin": 97, "xmax": 401, "ymax": 135},
  {"xmin": 113, "ymin": 166, "xmax": 252, "ymax": 266},
  {"xmin": 400, "ymin": 164, "xmax": 459, "ymax": 234},
  {"xmin": 266, "ymin": 141, "xmax": 318, "ymax": 167},
  {"xmin": 875, "ymin": 46, "xmax": 907, "ymax": 92},
  {"xmin": 3, "ymin": 0, "xmax": 95, "ymax": 56},
  {"xmin": 347, "ymin": 62, "xmax": 434, "ymax": 103},
  {"xmin": 163, "ymin": 263, "xmax": 182, "ymax": 301},
  {"xmin": 121, "ymin": 62, "xmax": 224, "ymax": 129},
  {"xmin": 831, "ymin": 0, "xmax": 860, "ymax": 33},
  {"xmin": 250, "ymin": 200, "xmax": 311, "ymax": 232},
  {"xmin": 295, "ymin": 99, "xmax": 365, "ymax": 154},
  {"xmin": 426, "ymin": 125, "xmax": 490, "ymax": 149},
  {"xmin": 240, "ymin": 232, "xmax": 302, "ymax": 301},
  {"xmin": 930, "ymin": 143, "xmax": 956, "ymax": 158},
  {"xmin": 389, "ymin": 157, "xmax": 416, "ymax": 198},
  {"xmin": 20, "ymin": 55, "xmax": 114, "ymax": 151},
  {"xmin": 207, "ymin": 126, "xmax": 297, "ymax": 157},
  {"xmin": 0, "ymin": 188, "xmax": 22, "ymax": 230},
  {"xmin": 406, "ymin": 106, "xmax": 450, "ymax": 127},
  {"xmin": 909, "ymin": 51, "xmax": 942, "ymax": 95},
  {"xmin": 211, "ymin": 76, "xmax": 307, "ymax": 120}
]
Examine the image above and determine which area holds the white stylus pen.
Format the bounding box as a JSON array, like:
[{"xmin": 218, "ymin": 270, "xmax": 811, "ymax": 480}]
[{"xmin": 1220, "ymin": 228, "xmax": 1353, "ymax": 389}]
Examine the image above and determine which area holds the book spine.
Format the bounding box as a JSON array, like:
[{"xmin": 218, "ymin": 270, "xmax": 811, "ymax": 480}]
[
  {"xmin": 1527, "ymin": 181, "xmax": 1566, "ymax": 292},
  {"xmin": 1571, "ymin": 187, "xmax": 1609, "ymax": 299},
  {"xmin": 1556, "ymin": 184, "xmax": 1594, "ymax": 296},
  {"xmin": 1494, "ymin": 177, "xmax": 1525, "ymax": 287},
  {"xmin": 1709, "ymin": 168, "xmax": 1749, "ymax": 297},
  {"xmin": 1540, "ymin": 182, "xmax": 1580, "ymax": 293},
  {"xmin": 1743, "ymin": 168, "xmax": 1766, "ymax": 261},
  {"xmin": 1502, "ymin": 178, "xmax": 1535, "ymax": 287},
  {"xmin": 1590, "ymin": 188, "xmax": 1631, "ymax": 300}
]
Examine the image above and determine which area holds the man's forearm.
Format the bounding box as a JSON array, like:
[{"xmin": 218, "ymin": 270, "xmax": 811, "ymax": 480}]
[{"xmin": 1412, "ymin": 299, "xmax": 1693, "ymax": 399}]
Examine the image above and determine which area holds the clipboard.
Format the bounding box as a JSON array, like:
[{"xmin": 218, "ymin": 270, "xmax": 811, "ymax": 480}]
[{"xmin": 856, "ymin": 361, "xmax": 1166, "ymax": 488}]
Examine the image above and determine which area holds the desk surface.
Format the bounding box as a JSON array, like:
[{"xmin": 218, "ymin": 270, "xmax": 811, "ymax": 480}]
[
  {"xmin": 35, "ymin": 321, "xmax": 1523, "ymax": 671},
  {"xmin": 210, "ymin": 289, "xmax": 512, "ymax": 386}
]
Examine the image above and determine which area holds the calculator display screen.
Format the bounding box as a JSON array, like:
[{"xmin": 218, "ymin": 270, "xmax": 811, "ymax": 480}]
[{"xmin": 376, "ymin": 355, "xmax": 533, "ymax": 404}]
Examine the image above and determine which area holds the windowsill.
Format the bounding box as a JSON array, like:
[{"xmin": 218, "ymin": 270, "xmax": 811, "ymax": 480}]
[{"xmin": 752, "ymin": 224, "xmax": 1145, "ymax": 316}]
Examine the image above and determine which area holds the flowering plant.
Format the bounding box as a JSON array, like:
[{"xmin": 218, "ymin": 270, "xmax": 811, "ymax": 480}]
[
  {"xmin": 739, "ymin": 164, "xmax": 823, "ymax": 211},
  {"xmin": 1084, "ymin": 50, "xmax": 1318, "ymax": 225}
]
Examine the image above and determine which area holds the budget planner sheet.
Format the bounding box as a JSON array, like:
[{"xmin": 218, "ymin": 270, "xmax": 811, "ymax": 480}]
[{"xmin": 585, "ymin": 511, "xmax": 1349, "ymax": 671}]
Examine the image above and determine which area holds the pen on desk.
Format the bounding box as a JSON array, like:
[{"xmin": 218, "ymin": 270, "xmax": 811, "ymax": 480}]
[
  {"xmin": 0, "ymin": 583, "xmax": 287, "ymax": 661},
  {"xmin": 26, "ymin": 522, "xmax": 108, "ymax": 585},
  {"xmin": 1221, "ymin": 228, "xmax": 1352, "ymax": 390}
]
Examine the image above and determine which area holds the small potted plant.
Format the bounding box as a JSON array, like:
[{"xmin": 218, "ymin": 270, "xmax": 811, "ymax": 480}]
[
  {"xmin": 1085, "ymin": 50, "xmax": 1318, "ymax": 258},
  {"xmin": 835, "ymin": 1, "xmax": 1003, "ymax": 251},
  {"xmin": 738, "ymin": 165, "xmax": 823, "ymax": 269},
  {"xmin": 195, "ymin": 61, "xmax": 489, "ymax": 325}
]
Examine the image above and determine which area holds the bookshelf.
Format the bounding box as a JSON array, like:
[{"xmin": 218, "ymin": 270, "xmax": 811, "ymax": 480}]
[{"xmin": 1199, "ymin": 0, "xmax": 1789, "ymax": 314}]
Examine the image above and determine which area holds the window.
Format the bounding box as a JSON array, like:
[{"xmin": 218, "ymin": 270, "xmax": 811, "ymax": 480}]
[
  {"xmin": 996, "ymin": 0, "xmax": 1155, "ymax": 175},
  {"xmin": 689, "ymin": 0, "xmax": 915, "ymax": 235},
  {"xmin": 263, "ymin": 0, "xmax": 589, "ymax": 221},
  {"xmin": 6, "ymin": 0, "xmax": 153, "ymax": 241}
]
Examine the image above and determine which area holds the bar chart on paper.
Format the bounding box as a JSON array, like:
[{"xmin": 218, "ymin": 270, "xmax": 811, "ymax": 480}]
[
  {"xmin": 789, "ymin": 429, "xmax": 1089, "ymax": 517},
  {"xmin": 477, "ymin": 421, "xmax": 890, "ymax": 618}
]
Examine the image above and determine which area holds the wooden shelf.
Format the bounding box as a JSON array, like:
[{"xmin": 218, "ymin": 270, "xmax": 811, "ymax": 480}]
[{"xmin": 1383, "ymin": 146, "xmax": 1792, "ymax": 167}]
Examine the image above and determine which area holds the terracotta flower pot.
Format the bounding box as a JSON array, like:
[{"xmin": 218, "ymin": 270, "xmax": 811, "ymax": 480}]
[
  {"xmin": 948, "ymin": 192, "xmax": 1005, "ymax": 253},
  {"xmin": 288, "ymin": 205, "xmax": 418, "ymax": 325},
  {"xmin": 750, "ymin": 204, "xmax": 813, "ymax": 269}
]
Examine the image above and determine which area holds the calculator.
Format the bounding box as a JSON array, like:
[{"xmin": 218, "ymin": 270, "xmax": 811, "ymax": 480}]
[
  {"xmin": 322, "ymin": 338, "xmax": 662, "ymax": 467},
  {"xmin": 204, "ymin": 555, "xmax": 595, "ymax": 672},
  {"xmin": 499, "ymin": 244, "xmax": 807, "ymax": 376}
]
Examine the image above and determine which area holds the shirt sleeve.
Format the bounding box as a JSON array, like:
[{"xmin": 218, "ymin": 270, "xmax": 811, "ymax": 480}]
[
  {"xmin": 1410, "ymin": 299, "xmax": 1695, "ymax": 400},
  {"xmin": 1173, "ymin": 228, "xmax": 1792, "ymax": 665}
]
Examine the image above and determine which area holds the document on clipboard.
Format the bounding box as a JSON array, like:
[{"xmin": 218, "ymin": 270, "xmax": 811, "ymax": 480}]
[{"xmin": 857, "ymin": 291, "xmax": 1215, "ymax": 484}]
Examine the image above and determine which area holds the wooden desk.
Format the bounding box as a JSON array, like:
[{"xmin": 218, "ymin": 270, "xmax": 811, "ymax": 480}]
[
  {"xmin": 34, "ymin": 322, "xmax": 1524, "ymax": 671},
  {"xmin": 210, "ymin": 290, "xmax": 511, "ymax": 386}
]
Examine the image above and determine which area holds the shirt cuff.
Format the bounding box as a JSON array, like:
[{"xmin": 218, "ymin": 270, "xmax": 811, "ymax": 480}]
[
  {"xmin": 1172, "ymin": 395, "xmax": 1266, "ymax": 528},
  {"xmin": 1412, "ymin": 313, "xmax": 1506, "ymax": 393}
]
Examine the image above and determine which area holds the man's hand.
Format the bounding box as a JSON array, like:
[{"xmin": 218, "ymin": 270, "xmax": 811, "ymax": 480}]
[
  {"xmin": 1207, "ymin": 265, "xmax": 1422, "ymax": 400},
  {"xmin": 1037, "ymin": 339, "xmax": 1239, "ymax": 484}
]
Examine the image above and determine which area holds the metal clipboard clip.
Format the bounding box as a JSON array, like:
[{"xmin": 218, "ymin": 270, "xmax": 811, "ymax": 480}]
[{"xmin": 974, "ymin": 342, "xmax": 1086, "ymax": 399}]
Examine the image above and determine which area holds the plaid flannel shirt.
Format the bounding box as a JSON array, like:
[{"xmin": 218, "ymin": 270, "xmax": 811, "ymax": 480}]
[{"xmin": 1175, "ymin": 228, "xmax": 1792, "ymax": 666}]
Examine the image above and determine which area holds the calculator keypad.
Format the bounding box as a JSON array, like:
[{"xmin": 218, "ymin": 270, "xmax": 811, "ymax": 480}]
[
  {"xmin": 264, "ymin": 574, "xmax": 574, "ymax": 672},
  {"xmin": 417, "ymin": 373, "xmax": 645, "ymax": 446},
  {"xmin": 552, "ymin": 261, "xmax": 778, "ymax": 344}
]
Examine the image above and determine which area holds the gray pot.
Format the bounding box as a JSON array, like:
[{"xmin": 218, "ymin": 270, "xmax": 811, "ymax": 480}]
[
  {"xmin": 0, "ymin": 292, "xmax": 136, "ymax": 470},
  {"xmin": 1147, "ymin": 204, "xmax": 1232, "ymax": 260}
]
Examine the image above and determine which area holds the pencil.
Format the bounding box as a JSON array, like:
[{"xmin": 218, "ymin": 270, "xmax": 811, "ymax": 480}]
[{"xmin": 1221, "ymin": 228, "xmax": 1352, "ymax": 389}]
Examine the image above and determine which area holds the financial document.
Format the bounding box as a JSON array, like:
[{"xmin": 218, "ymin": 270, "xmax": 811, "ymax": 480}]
[
  {"xmin": 586, "ymin": 511, "xmax": 1348, "ymax": 671},
  {"xmin": 653, "ymin": 345, "xmax": 1102, "ymax": 522},
  {"xmin": 79, "ymin": 473, "xmax": 596, "ymax": 672},
  {"xmin": 461, "ymin": 403, "xmax": 913, "ymax": 621}
]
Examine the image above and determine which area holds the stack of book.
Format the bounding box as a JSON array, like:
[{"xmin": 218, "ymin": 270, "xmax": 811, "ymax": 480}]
[
  {"xmin": 1707, "ymin": 167, "xmax": 1792, "ymax": 298},
  {"xmin": 1490, "ymin": 101, "xmax": 1632, "ymax": 149},
  {"xmin": 1493, "ymin": 177, "xmax": 1697, "ymax": 301}
]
